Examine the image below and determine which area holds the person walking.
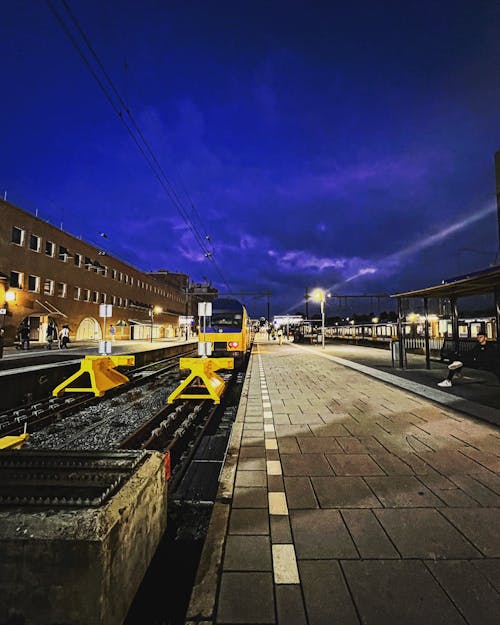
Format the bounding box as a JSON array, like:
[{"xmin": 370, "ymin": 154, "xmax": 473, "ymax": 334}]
[
  {"xmin": 109, "ymin": 324, "xmax": 116, "ymax": 341},
  {"xmin": 59, "ymin": 325, "xmax": 70, "ymax": 349},
  {"xmin": 46, "ymin": 321, "xmax": 57, "ymax": 350}
]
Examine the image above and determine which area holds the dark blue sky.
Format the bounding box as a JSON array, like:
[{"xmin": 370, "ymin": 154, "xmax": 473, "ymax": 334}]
[{"xmin": 1, "ymin": 1, "xmax": 499, "ymax": 317}]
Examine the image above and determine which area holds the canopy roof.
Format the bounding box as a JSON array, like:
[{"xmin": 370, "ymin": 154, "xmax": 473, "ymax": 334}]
[{"xmin": 391, "ymin": 265, "xmax": 500, "ymax": 299}]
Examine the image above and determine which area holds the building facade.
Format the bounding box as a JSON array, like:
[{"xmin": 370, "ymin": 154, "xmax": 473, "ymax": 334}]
[{"xmin": 0, "ymin": 199, "xmax": 200, "ymax": 345}]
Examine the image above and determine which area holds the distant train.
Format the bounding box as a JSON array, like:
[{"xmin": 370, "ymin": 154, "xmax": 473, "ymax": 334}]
[{"xmin": 198, "ymin": 298, "xmax": 253, "ymax": 366}]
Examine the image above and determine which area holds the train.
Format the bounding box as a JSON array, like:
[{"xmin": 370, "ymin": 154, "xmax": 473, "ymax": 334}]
[{"xmin": 197, "ymin": 298, "xmax": 253, "ymax": 366}]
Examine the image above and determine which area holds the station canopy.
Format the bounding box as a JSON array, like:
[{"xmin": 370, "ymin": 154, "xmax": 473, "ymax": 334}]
[{"xmin": 391, "ymin": 265, "xmax": 500, "ymax": 300}]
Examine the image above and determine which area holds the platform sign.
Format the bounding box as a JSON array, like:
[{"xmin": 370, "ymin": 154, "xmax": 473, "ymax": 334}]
[
  {"xmin": 198, "ymin": 302, "xmax": 212, "ymax": 317},
  {"xmin": 0, "ymin": 308, "xmax": 6, "ymax": 315},
  {"xmin": 99, "ymin": 304, "xmax": 113, "ymax": 318},
  {"xmin": 179, "ymin": 316, "xmax": 194, "ymax": 325}
]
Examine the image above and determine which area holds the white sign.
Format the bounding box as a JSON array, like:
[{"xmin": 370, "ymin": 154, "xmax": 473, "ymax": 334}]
[
  {"xmin": 198, "ymin": 302, "xmax": 212, "ymax": 317},
  {"xmin": 0, "ymin": 308, "xmax": 6, "ymax": 315},
  {"xmin": 198, "ymin": 342, "xmax": 213, "ymax": 356},
  {"xmin": 179, "ymin": 316, "xmax": 194, "ymax": 324},
  {"xmin": 99, "ymin": 340, "xmax": 112, "ymax": 355},
  {"xmin": 99, "ymin": 304, "xmax": 113, "ymax": 318}
]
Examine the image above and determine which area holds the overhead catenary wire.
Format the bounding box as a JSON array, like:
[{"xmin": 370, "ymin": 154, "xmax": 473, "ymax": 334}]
[{"xmin": 45, "ymin": 0, "xmax": 229, "ymax": 289}]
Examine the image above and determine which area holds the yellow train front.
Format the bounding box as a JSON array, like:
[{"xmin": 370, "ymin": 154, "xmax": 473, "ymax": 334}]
[{"xmin": 198, "ymin": 298, "xmax": 252, "ymax": 368}]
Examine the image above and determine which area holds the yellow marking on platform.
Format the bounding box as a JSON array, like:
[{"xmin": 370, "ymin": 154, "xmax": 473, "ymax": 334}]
[
  {"xmin": 265, "ymin": 439, "xmax": 278, "ymax": 450},
  {"xmin": 272, "ymin": 544, "xmax": 300, "ymax": 584},
  {"xmin": 267, "ymin": 460, "xmax": 282, "ymax": 475},
  {"xmin": 268, "ymin": 492, "xmax": 288, "ymax": 515}
]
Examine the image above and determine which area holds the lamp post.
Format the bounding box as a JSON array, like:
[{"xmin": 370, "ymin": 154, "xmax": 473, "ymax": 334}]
[
  {"xmin": 311, "ymin": 288, "xmax": 328, "ymax": 349},
  {"xmin": 150, "ymin": 306, "xmax": 162, "ymax": 343}
]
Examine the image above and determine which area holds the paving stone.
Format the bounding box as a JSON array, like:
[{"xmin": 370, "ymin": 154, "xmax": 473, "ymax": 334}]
[
  {"xmin": 267, "ymin": 475, "xmax": 284, "ymax": 491},
  {"xmin": 365, "ymin": 476, "xmax": 444, "ymax": 507},
  {"xmin": 296, "ymin": 436, "xmax": 343, "ymax": 453},
  {"xmin": 447, "ymin": 474, "xmax": 500, "ymax": 507},
  {"xmin": 275, "ymin": 424, "xmax": 313, "ymax": 437},
  {"xmin": 290, "ymin": 509, "xmax": 357, "ymax": 558},
  {"xmin": 326, "ymin": 453, "xmax": 386, "ymax": 476},
  {"xmin": 341, "ymin": 509, "xmax": 399, "ymax": 558},
  {"xmin": 270, "ymin": 515, "xmax": 293, "ymax": 543},
  {"xmin": 342, "ymin": 560, "xmax": 466, "ymax": 625},
  {"xmin": 311, "ymin": 476, "xmax": 381, "ymax": 508},
  {"xmin": 375, "ymin": 509, "xmax": 481, "ymax": 558},
  {"xmin": 277, "ymin": 437, "xmax": 301, "ymax": 454},
  {"xmin": 369, "ymin": 451, "xmax": 415, "ymax": 474},
  {"xmin": 238, "ymin": 457, "xmax": 266, "ymax": 471},
  {"xmin": 233, "ymin": 487, "xmax": 268, "ymax": 509},
  {"xmin": 425, "ymin": 560, "xmax": 500, "ymax": 625},
  {"xmin": 241, "ymin": 436, "xmax": 266, "ymax": 447},
  {"xmin": 299, "ymin": 560, "xmax": 360, "ymax": 625},
  {"xmin": 289, "ymin": 412, "xmax": 324, "ymax": 424},
  {"xmin": 281, "ymin": 453, "xmax": 333, "ymax": 476},
  {"xmin": 235, "ymin": 470, "xmax": 267, "ymax": 488},
  {"xmin": 223, "ymin": 535, "xmax": 272, "ymax": 572},
  {"xmin": 239, "ymin": 446, "xmax": 266, "ymax": 459},
  {"xmin": 217, "ymin": 572, "xmax": 275, "ymax": 624},
  {"xmin": 244, "ymin": 422, "xmax": 265, "ymax": 431},
  {"xmin": 229, "ymin": 509, "xmax": 270, "ymax": 535},
  {"xmin": 275, "ymin": 585, "xmax": 307, "ymax": 625},
  {"xmin": 472, "ymin": 559, "xmax": 500, "ymax": 593},
  {"xmin": 309, "ymin": 422, "xmax": 350, "ymax": 436},
  {"xmin": 284, "ymin": 477, "xmax": 318, "ymax": 509},
  {"xmin": 441, "ymin": 508, "xmax": 500, "ymax": 556},
  {"xmin": 416, "ymin": 450, "xmax": 489, "ymax": 474}
]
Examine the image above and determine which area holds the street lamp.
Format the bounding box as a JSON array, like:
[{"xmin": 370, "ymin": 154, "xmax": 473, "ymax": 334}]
[
  {"xmin": 311, "ymin": 288, "xmax": 328, "ymax": 349},
  {"xmin": 150, "ymin": 305, "xmax": 162, "ymax": 343}
]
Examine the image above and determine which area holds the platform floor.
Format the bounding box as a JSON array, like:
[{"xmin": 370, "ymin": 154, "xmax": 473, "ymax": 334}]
[{"xmin": 187, "ymin": 336, "xmax": 500, "ymax": 625}]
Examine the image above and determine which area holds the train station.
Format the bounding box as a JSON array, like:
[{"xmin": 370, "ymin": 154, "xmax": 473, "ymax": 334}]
[{"xmin": 2, "ymin": 4, "xmax": 500, "ymax": 624}]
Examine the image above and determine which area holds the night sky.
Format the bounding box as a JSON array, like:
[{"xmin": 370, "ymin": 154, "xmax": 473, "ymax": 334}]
[{"xmin": 1, "ymin": 1, "xmax": 499, "ymax": 318}]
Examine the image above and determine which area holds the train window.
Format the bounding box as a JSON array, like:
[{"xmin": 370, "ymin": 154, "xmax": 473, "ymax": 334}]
[
  {"xmin": 27, "ymin": 275, "xmax": 40, "ymax": 293},
  {"xmin": 458, "ymin": 324, "xmax": 468, "ymax": 338},
  {"xmin": 11, "ymin": 226, "xmax": 25, "ymax": 246},
  {"xmin": 29, "ymin": 234, "xmax": 41, "ymax": 252},
  {"xmin": 10, "ymin": 270, "xmax": 23, "ymax": 289},
  {"xmin": 43, "ymin": 278, "xmax": 54, "ymax": 295}
]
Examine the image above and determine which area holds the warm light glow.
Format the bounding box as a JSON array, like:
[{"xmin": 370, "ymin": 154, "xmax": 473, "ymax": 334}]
[
  {"xmin": 5, "ymin": 291, "xmax": 16, "ymax": 302},
  {"xmin": 310, "ymin": 288, "xmax": 325, "ymax": 302},
  {"xmin": 371, "ymin": 317, "xmax": 379, "ymax": 324},
  {"xmin": 153, "ymin": 305, "xmax": 163, "ymax": 314}
]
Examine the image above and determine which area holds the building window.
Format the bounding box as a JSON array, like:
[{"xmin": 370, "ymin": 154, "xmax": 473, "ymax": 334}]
[
  {"xmin": 83, "ymin": 289, "xmax": 90, "ymax": 302},
  {"xmin": 111, "ymin": 269, "xmax": 116, "ymax": 279},
  {"xmin": 112, "ymin": 295, "xmax": 117, "ymax": 305},
  {"xmin": 84, "ymin": 256, "xmax": 93, "ymax": 270},
  {"xmin": 11, "ymin": 226, "xmax": 25, "ymax": 246},
  {"xmin": 100, "ymin": 293, "xmax": 106, "ymax": 304},
  {"xmin": 29, "ymin": 234, "xmax": 41, "ymax": 252},
  {"xmin": 28, "ymin": 275, "xmax": 40, "ymax": 292},
  {"xmin": 118, "ymin": 272, "xmax": 123, "ymax": 282},
  {"xmin": 74, "ymin": 253, "xmax": 82, "ymax": 268},
  {"xmin": 10, "ymin": 271, "xmax": 23, "ymax": 289},
  {"xmin": 130, "ymin": 277, "xmax": 134, "ymax": 286},
  {"xmin": 56, "ymin": 282, "xmax": 67, "ymax": 298},
  {"xmin": 45, "ymin": 241, "xmax": 55, "ymax": 257},
  {"xmin": 101, "ymin": 266, "xmax": 108, "ymax": 277},
  {"xmin": 44, "ymin": 278, "xmax": 54, "ymax": 296},
  {"xmin": 58, "ymin": 245, "xmax": 70, "ymax": 261},
  {"xmin": 92, "ymin": 291, "xmax": 99, "ymax": 303},
  {"xmin": 73, "ymin": 286, "xmax": 81, "ymax": 300}
]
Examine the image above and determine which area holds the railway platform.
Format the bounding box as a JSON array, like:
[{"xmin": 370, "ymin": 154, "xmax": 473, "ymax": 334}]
[{"xmin": 187, "ymin": 335, "xmax": 500, "ymax": 625}]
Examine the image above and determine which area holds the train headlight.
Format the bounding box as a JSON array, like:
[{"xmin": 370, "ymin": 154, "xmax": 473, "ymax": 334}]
[{"xmin": 229, "ymin": 341, "xmax": 239, "ymax": 349}]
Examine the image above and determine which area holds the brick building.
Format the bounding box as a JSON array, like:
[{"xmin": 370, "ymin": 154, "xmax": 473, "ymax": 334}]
[{"xmin": 0, "ymin": 199, "xmax": 207, "ymax": 345}]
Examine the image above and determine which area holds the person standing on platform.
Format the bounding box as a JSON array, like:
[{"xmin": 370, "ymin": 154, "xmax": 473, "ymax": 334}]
[
  {"xmin": 20, "ymin": 323, "xmax": 30, "ymax": 350},
  {"xmin": 109, "ymin": 324, "xmax": 116, "ymax": 341},
  {"xmin": 277, "ymin": 327, "xmax": 283, "ymax": 345},
  {"xmin": 59, "ymin": 325, "xmax": 70, "ymax": 349},
  {"xmin": 46, "ymin": 321, "xmax": 57, "ymax": 349}
]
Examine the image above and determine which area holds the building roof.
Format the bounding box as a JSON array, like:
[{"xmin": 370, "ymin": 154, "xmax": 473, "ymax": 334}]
[{"xmin": 391, "ymin": 265, "xmax": 500, "ymax": 299}]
